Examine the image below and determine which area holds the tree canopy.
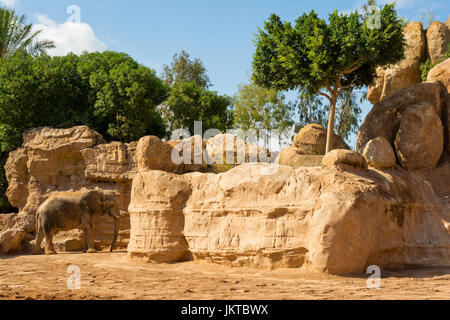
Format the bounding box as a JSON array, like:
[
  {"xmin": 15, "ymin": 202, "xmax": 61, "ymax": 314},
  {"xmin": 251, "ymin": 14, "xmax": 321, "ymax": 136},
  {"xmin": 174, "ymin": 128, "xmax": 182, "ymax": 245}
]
[
  {"xmin": 252, "ymin": 2, "xmax": 406, "ymax": 152},
  {"xmin": 0, "ymin": 7, "xmax": 54, "ymax": 60},
  {"xmin": 162, "ymin": 50, "xmax": 211, "ymax": 89},
  {"xmin": 161, "ymin": 51, "xmax": 232, "ymax": 135},
  {"xmin": 165, "ymin": 81, "xmax": 232, "ymax": 135},
  {"xmin": 232, "ymin": 80, "xmax": 294, "ymax": 139},
  {"xmin": 0, "ymin": 51, "xmax": 168, "ymax": 212}
]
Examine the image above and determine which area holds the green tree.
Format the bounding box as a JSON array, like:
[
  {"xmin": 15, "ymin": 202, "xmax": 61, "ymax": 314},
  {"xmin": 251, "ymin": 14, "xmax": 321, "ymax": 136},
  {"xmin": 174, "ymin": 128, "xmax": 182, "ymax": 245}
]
[
  {"xmin": 0, "ymin": 7, "xmax": 54, "ymax": 60},
  {"xmin": 252, "ymin": 3, "xmax": 406, "ymax": 153},
  {"xmin": 161, "ymin": 50, "xmax": 211, "ymax": 89},
  {"xmin": 161, "ymin": 51, "xmax": 232, "ymax": 135},
  {"xmin": 0, "ymin": 51, "xmax": 167, "ymax": 212},
  {"xmin": 232, "ymin": 80, "xmax": 294, "ymax": 138},
  {"xmin": 165, "ymin": 81, "xmax": 232, "ymax": 135},
  {"xmin": 78, "ymin": 51, "xmax": 168, "ymax": 142}
]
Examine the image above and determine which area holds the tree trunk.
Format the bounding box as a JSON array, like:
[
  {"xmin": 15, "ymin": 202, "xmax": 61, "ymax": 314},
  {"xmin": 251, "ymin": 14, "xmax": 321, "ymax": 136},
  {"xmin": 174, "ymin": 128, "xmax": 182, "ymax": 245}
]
[{"xmin": 325, "ymin": 97, "xmax": 337, "ymax": 154}]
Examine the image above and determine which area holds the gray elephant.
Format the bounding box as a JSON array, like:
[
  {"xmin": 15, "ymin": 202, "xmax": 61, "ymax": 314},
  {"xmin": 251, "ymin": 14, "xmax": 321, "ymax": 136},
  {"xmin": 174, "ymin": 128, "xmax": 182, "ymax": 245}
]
[{"xmin": 33, "ymin": 190, "xmax": 123, "ymax": 255}]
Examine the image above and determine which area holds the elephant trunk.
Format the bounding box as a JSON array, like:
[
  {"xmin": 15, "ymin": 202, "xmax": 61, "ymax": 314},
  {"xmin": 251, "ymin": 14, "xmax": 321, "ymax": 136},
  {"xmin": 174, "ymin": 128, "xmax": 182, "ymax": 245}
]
[{"xmin": 110, "ymin": 216, "xmax": 119, "ymax": 252}]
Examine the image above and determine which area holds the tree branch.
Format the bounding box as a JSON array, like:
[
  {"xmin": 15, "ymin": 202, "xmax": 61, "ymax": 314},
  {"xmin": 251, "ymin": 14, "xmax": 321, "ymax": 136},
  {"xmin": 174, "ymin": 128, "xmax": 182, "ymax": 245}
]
[
  {"xmin": 318, "ymin": 91, "xmax": 331, "ymax": 100},
  {"xmin": 343, "ymin": 59, "xmax": 363, "ymax": 75},
  {"xmin": 338, "ymin": 77, "xmax": 358, "ymax": 95}
]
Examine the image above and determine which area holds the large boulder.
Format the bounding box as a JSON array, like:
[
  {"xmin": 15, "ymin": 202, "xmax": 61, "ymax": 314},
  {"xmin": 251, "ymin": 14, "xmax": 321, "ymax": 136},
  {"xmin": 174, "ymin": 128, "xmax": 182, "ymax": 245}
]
[
  {"xmin": 424, "ymin": 59, "xmax": 450, "ymax": 153},
  {"xmin": 322, "ymin": 149, "xmax": 368, "ymax": 170},
  {"xmin": 357, "ymin": 82, "xmax": 443, "ymax": 154},
  {"xmin": 127, "ymin": 163, "xmax": 450, "ymax": 274},
  {"xmin": 362, "ymin": 137, "xmax": 397, "ymax": 169},
  {"xmin": 205, "ymin": 133, "xmax": 273, "ymax": 165},
  {"xmin": 293, "ymin": 124, "xmax": 349, "ymax": 155},
  {"xmin": 136, "ymin": 136, "xmax": 181, "ymax": 173},
  {"xmin": 427, "ymin": 58, "xmax": 450, "ymax": 92},
  {"xmin": 367, "ymin": 22, "xmax": 426, "ymax": 104},
  {"xmin": 426, "ymin": 21, "xmax": 450, "ymax": 64},
  {"xmin": 394, "ymin": 103, "xmax": 444, "ymax": 169},
  {"xmin": 277, "ymin": 147, "xmax": 323, "ymax": 168}
]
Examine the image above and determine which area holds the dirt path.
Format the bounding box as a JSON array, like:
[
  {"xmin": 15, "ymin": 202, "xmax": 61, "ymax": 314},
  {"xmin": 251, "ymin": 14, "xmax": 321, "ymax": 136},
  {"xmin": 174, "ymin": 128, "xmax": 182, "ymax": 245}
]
[{"xmin": 0, "ymin": 252, "xmax": 449, "ymax": 300}]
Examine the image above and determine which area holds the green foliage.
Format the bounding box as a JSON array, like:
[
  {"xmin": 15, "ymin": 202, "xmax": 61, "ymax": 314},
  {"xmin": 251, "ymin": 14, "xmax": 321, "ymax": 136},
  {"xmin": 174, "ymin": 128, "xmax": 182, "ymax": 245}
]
[
  {"xmin": 0, "ymin": 7, "xmax": 54, "ymax": 60},
  {"xmin": 252, "ymin": 2, "xmax": 406, "ymax": 152},
  {"xmin": 420, "ymin": 59, "xmax": 435, "ymax": 82},
  {"xmin": 420, "ymin": 44, "xmax": 450, "ymax": 82},
  {"xmin": 0, "ymin": 51, "xmax": 168, "ymax": 212},
  {"xmin": 162, "ymin": 51, "xmax": 232, "ymax": 135},
  {"xmin": 162, "ymin": 50, "xmax": 211, "ymax": 89},
  {"xmin": 232, "ymin": 80, "xmax": 294, "ymax": 138},
  {"xmin": 78, "ymin": 51, "xmax": 168, "ymax": 142},
  {"xmin": 165, "ymin": 81, "xmax": 232, "ymax": 135}
]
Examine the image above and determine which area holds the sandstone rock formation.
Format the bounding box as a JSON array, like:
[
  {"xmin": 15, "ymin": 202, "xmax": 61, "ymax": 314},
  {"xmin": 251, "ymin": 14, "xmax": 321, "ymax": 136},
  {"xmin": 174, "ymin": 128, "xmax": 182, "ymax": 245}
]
[
  {"xmin": 394, "ymin": 103, "xmax": 444, "ymax": 169},
  {"xmin": 1, "ymin": 126, "xmax": 135, "ymax": 254},
  {"xmin": 367, "ymin": 22, "xmax": 426, "ymax": 104},
  {"xmin": 277, "ymin": 147, "xmax": 323, "ymax": 168},
  {"xmin": 368, "ymin": 19, "xmax": 450, "ymax": 104},
  {"xmin": 426, "ymin": 21, "xmax": 450, "ymax": 64},
  {"xmin": 136, "ymin": 136, "xmax": 181, "ymax": 173},
  {"xmin": 362, "ymin": 137, "xmax": 397, "ymax": 169},
  {"xmin": 322, "ymin": 149, "xmax": 368, "ymax": 170},
  {"xmin": 427, "ymin": 58, "xmax": 450, "ymax": 91},
  {"xmin": 1, "ymin": 127, "xmax": 278, "ymax": 254},
  {"xmin": 278, "ymin": 124, "xmax": 348, "ymax": 168},
  {"xmin": 357, "ymin": 82, "xmax": 443, "ymax": 156},
  {"xmin": 293, "ymin": 124, "xmax": 349, "ymax": 155},
  {"xmin": 127, "ymin": 162, "xmax": 450, "ymax": 274},
  {"xmin": 427, "ymin": 58, "xmax": 450, "ymax": 153}
]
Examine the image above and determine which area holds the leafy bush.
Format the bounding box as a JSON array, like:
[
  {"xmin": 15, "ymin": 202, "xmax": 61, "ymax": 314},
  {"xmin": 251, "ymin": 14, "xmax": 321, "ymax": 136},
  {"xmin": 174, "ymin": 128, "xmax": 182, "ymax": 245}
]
[
  {"xmin": 0, "ymin": 51, "xmax": 168, "ymax": 212},
  {"xmin": 420, "ymin": 44, "xmax": 450, "ymax": 82}
]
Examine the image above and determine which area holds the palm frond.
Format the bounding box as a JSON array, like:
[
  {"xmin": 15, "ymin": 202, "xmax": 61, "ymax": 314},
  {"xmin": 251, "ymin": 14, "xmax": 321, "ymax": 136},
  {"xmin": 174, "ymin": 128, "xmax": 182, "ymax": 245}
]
[{"xmin": 0, "ymin": 7, "xmax": 55, "ymax": 60}]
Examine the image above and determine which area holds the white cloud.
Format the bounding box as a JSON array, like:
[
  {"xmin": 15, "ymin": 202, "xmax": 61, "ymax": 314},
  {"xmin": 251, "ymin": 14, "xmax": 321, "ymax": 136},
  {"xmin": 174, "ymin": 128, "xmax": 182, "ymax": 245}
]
[
  {"xmin": 33, "ymin": 14, "xmax": 106, "ymax": 56},
  {"xmin": 0, "ymin": 0, "xmax": 17, "ymax": 7}
]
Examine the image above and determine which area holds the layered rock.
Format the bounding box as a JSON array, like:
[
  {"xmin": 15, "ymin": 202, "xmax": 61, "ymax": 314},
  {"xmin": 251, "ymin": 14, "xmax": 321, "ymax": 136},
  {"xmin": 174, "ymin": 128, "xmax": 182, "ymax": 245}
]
[
  {"xmin": 1, "ymin": 127, "xmax": 278, "ymax": 254},
  {"xmin": 1, "ymin": 126, "xmax": 134, "ymax": 254},
  {"xmin": 127, "ymin": 163, "xmax": 450, "ymax": 274}
]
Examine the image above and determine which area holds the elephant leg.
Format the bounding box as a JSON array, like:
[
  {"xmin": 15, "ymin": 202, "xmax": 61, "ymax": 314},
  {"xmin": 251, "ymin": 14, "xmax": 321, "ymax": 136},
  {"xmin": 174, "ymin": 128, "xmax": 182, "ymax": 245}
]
[
  {"xmin": 32, "ymin": 216, "xmax": 45, "ymax": 253},
  {"xmin": 34, "ymin": 227, "xmax": 44, "ymax": 253},
  {"xmin": 84, "ymin": 224, "xmax": 96, "ymax": 253},
  {"xmin": 82, "ymin": 227, "xmax": 88, "ymax": 253},
  {"xmin": 44, "ymin": 230, "xmax": 57, "ymax": 255}
]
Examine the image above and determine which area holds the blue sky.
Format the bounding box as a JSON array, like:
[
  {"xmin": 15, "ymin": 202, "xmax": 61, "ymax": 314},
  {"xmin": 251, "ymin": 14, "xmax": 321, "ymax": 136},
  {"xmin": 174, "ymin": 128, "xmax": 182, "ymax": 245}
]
[{"xmin": 2, "ymin": 0, "xmax": 450, "ymax": 146}]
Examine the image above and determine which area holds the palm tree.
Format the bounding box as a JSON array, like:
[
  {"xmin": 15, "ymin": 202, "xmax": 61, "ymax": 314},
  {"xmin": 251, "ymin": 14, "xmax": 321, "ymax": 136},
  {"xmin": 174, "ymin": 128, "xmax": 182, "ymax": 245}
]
[{"xmin": 0, "ymin": 7, "xmax": 55, "ymax": 60}]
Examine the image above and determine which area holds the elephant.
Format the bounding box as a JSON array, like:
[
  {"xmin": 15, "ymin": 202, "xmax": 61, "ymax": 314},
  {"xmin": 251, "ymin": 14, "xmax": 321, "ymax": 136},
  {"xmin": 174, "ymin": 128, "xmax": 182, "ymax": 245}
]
[{"xmin": 33, "ymin": 190, "xmax": 124, "ymax": 255}]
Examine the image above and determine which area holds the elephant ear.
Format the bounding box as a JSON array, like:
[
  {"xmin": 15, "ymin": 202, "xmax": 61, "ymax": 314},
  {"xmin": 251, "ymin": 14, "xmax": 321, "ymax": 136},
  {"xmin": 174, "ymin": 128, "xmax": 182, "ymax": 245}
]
[{"xmin": 81, "ymin": 190, "xmax": 104, "ymax": 214}]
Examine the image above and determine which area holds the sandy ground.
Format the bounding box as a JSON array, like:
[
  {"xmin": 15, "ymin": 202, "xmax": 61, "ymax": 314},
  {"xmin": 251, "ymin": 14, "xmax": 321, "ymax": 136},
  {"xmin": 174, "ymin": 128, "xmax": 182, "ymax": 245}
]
[{"xmin": 0, "ymin": 252, "xmax": 449, "ymax": 300}]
